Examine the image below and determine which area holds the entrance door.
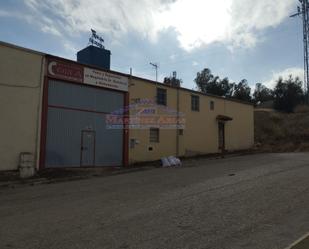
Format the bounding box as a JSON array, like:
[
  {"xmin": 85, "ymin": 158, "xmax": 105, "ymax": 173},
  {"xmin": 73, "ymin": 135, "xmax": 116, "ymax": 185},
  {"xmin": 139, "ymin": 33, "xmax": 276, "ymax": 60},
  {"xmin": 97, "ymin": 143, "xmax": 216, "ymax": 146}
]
[
  {"xmin": 218, "ymin": 122, "xmax": 225, "ymax": 151},
  {"xmin": 81, "ymin": 131, "xmax": 95, "ymax": 166}
]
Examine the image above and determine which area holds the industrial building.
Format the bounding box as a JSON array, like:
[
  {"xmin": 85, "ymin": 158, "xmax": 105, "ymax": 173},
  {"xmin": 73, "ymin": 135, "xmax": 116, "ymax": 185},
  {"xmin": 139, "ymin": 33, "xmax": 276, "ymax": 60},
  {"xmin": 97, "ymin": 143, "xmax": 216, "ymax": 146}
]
[{"xmin": 0, "ymin": 41, "xmax": 254, "ymax": 171}]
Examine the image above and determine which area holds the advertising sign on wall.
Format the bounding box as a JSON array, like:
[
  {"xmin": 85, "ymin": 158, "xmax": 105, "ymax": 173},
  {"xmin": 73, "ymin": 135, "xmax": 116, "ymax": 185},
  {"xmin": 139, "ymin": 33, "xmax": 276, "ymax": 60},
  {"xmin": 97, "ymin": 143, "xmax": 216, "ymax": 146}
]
[
  {"xmin": 48, "ymin": 60, "xmax": 84, "ymax": 83},
  {"xmin": 47, "ymin": 60, "xmax": 128, "ymax": 92},
  {"xmin": 84, "ymin": 67, "xmax": 128, "ymax": 92}
]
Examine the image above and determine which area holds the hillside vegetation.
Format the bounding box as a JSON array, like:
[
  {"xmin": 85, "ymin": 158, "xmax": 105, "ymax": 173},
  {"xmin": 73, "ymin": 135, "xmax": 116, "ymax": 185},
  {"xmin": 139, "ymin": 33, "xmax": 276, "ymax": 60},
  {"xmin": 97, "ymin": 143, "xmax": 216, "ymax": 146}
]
[{"xmin": 255, "ymin": 110, "xmax": 309, "ymax": 152}]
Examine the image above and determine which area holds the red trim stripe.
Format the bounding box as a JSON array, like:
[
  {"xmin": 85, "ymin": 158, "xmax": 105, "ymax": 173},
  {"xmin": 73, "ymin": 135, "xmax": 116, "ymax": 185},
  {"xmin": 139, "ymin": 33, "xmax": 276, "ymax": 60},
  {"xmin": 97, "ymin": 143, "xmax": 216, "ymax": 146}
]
[
  {"xmin": 39, "ymin": 76, "xmax": 49, "ymax": 169},
  {"xmin": 123, "ymin": 92, "xmax": 129, "ymax": 167}
]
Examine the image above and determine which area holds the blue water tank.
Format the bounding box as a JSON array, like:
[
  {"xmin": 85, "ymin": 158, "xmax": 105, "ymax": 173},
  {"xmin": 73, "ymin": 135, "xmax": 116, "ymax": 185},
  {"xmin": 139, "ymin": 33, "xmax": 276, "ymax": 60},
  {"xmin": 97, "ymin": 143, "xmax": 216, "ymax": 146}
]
[{"xmin": 77, "ymin": 45, "xmax": 111, "ymax": 70}]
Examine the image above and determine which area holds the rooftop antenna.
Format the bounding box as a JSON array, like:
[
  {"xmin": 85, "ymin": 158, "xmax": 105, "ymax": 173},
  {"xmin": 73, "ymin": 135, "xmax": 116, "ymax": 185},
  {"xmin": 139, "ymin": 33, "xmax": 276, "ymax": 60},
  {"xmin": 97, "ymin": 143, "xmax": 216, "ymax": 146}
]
[
  {"xmin": 173, "ymin": 71, "xmax": 177, "ymax": 79},
  {"xmin": 150, "ymin": 62, "xmax": 159, "ymax": 82},
  {"xmin": 89, "ymin": 29, "xmax": 105, "ymax": 49},
  {"xmin": 291, "ymin": 0, "xmax": 309, "ymax": 102}
]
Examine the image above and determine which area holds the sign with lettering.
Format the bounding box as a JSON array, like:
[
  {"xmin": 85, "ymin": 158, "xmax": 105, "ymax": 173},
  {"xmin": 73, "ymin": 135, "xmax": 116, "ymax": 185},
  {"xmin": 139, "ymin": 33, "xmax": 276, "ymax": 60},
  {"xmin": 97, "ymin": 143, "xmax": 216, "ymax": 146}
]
[
  {"xmin": 47, "ymin": 60, "xmax": 128, "ymax": 92},
  {"xmin": 47, "ymin": 60, "xmax": 83, "ymax": 83},
  {"xmin": 84, "ymin": 67, "xmax": 128, "ymax": 92}
]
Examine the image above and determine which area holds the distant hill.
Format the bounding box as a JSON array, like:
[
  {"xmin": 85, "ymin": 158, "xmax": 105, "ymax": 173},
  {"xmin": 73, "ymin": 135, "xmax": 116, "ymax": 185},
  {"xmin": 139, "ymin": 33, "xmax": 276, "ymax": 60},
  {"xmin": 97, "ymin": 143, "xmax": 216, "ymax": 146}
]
[{"xmin": 255, "ymin": 109, "xmax": 309, "ymax": 152}]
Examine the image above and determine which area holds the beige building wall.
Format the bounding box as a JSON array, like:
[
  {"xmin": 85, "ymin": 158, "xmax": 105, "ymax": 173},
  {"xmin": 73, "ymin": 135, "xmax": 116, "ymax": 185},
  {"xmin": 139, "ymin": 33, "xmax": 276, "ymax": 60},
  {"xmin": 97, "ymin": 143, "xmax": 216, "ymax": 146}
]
[
  {"xmin": 0, "ymin": 42, "xmax": 44, "ymax": 170},
  {"xmin": 128, "ymin": 78, "xmax": 254, "ymax": 164},
  {"xmin": 0, "ymin": 41, "xmax": 253, "ymax": 169},
  {"xmin": 128, "ymin": 79, "xmax": 178, "ymax": 163}
]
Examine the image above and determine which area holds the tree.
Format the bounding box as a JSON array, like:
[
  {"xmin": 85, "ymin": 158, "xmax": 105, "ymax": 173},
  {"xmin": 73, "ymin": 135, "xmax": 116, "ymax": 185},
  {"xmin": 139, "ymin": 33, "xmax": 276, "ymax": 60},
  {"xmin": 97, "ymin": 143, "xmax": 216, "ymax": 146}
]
[
  {"xmin": 219, "ymin": 77, "xmax": 234, "ymax": 97},
  {"xmin": 232, "ymin": 79, "xmax": 252, "ymax": 102},
  {"xmin": 194, "ymin": 68, "xmax": 233, "ymax": 96},
  {"xmin": 273, "ymin": 75, "xmax": 304, "ymax": 112},
  {"xmin": 163, "ymin": 76, "xmax": 182, "ymax": 87},
  {"xmin": 194, "ymin": 68, "xmax": 215, "ymax": 93},
  {"xmin": 253, "ymin": 83, "xmax": 273, "ymax": 104}
]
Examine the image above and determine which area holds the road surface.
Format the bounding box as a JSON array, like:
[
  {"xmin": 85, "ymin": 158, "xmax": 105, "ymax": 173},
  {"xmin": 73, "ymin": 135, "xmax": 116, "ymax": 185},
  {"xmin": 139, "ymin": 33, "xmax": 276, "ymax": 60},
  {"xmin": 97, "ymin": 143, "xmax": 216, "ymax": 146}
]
[{"xmin": 1, "ymin": 153, "xmax": 309, "ymax": 249}]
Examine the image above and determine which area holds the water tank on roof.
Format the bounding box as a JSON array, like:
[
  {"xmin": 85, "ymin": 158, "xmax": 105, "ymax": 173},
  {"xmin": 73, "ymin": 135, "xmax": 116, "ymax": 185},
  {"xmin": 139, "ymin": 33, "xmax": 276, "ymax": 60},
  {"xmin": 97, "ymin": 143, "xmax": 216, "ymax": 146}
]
[{"xmin": 77, "ymin": 45, "xmax": 111, "ymax": 70}]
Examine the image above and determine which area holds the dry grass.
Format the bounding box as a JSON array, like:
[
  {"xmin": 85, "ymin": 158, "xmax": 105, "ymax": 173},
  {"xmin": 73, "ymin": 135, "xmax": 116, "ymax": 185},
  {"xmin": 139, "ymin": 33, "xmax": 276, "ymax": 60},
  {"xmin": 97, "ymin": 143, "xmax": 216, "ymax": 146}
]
[
  {"xmin": 255, "ymin": 110, "xmax": 309, "ymax": 152},
  {"xmin": 294, "ymin": 104, "xmax": 309, "ymax": 113}
]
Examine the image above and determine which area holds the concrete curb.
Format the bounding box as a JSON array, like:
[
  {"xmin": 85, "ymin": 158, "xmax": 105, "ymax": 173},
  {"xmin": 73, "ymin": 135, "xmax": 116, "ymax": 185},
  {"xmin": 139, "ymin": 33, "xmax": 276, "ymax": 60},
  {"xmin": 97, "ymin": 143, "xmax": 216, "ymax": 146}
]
[
  {"xmin": 0, "ymin": 151, "xmax": 264, "ymax": 190},
  {"xmin": 0, "ymin": 166, "xmax": 155, "ymax": 189}
]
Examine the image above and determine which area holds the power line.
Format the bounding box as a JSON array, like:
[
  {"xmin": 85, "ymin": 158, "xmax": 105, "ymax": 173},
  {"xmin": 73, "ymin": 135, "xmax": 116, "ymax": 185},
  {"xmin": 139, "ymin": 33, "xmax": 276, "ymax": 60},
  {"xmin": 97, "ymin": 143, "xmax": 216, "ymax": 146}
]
[{"xmin": 291, "ymin": 0, "xmax": 309, "ymax": 102}]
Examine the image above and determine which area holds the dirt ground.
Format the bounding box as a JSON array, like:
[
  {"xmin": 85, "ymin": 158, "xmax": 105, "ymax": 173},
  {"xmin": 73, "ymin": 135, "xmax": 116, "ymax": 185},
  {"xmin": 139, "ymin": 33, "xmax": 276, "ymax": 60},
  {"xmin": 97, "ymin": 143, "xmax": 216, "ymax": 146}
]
[
  {"xmin": 0, "ymin": 151, "xmax": 253, "ymax": 187},
  {"xmin": 1, "ymin": 153, "xmax": 309, "ymax": 249}
]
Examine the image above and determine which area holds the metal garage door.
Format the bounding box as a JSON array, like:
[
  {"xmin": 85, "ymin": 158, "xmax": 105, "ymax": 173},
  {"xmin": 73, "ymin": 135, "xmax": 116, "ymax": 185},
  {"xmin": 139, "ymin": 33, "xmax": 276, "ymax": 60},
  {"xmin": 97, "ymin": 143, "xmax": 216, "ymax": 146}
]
[{"xmin": 45, "ymin": 80, "xmax": 124, "ymax": 167}]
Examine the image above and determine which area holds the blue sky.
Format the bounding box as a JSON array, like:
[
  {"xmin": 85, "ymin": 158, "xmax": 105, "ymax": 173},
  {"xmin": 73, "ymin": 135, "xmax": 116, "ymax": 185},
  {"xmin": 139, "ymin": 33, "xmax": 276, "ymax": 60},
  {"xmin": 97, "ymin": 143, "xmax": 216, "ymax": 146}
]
[{"xmin": 0, "ymin": 0, "xmax": 305, "ymax": 90}]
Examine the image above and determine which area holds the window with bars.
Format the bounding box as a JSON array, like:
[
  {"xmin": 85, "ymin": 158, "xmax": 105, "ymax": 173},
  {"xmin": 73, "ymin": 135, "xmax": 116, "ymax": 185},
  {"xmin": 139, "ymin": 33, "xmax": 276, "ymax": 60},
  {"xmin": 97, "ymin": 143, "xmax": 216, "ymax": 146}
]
[
  {"xmin": 191, "ymin": 95, "xmax": 200, "ymax": 111},
  {"xmin": 149, "ymin": 128, "xmax": 160, "ymax": 143},
  {"xmin": 157, "ymin": 88, "xmax": 167, "ymax": 106}
]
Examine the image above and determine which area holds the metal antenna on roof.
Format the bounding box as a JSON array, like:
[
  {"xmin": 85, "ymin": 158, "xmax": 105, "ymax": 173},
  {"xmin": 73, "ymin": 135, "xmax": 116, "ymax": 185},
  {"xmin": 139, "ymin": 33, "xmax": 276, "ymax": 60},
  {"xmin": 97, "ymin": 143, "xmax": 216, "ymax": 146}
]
[
  {"xmin": 173, "ymin": 71, "xmax": 177, "ymax": 79},
  {"xmin": 291, "ymin": 0, "xmax": 309, "ymax": 102},
  {"xmin": 150, "ymin": 62, "xmax": 159, "ymax": 82}
]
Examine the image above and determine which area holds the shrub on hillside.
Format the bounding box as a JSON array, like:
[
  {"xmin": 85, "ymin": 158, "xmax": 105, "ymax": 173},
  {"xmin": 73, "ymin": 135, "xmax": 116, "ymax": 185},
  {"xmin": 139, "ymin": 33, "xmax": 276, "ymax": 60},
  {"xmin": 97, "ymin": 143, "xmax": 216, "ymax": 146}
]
[
  {"xmin": 273, "ymin": 75, "xmax": 304, "ymax": 113},
  {"xmin": 294, "ymin": 104, "xmax": 309, "ymax": 113}
]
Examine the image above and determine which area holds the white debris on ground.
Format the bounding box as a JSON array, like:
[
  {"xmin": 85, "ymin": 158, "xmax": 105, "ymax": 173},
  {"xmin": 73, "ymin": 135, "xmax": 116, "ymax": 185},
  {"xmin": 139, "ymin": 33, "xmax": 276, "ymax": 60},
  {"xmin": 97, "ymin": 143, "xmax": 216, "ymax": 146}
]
[{"xmin": 161, "ymin": 156, "xmax": 182, "ymax": 167}]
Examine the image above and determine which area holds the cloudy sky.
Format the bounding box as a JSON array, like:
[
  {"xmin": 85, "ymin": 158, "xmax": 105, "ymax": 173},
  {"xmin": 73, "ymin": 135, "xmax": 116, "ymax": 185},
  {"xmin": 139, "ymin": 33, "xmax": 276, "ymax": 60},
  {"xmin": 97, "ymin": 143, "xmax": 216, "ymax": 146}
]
[{"xmin": 0, "ymin": 0, "xmax": 305, "ymax": 90}]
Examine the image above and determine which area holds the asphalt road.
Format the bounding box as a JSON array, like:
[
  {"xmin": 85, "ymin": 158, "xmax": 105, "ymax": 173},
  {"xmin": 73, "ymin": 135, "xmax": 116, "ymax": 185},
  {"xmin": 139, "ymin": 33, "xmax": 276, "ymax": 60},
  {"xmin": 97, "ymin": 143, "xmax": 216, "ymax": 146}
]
[{"xmin": 1, "ymin": 153, "xmax": 309, "ymax": 249}]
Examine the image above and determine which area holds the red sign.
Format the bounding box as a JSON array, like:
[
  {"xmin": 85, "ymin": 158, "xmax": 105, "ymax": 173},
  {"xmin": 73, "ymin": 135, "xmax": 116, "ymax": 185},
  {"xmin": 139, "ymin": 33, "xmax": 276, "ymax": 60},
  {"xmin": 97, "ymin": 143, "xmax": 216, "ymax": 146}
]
[{"xmin": 48, "ymin": 60, "xmax": 84, "ymax": 83}]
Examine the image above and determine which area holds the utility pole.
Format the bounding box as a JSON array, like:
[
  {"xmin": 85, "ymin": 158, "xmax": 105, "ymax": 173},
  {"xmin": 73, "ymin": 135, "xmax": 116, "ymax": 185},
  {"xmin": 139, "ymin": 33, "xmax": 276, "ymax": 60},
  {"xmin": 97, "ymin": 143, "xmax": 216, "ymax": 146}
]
[
  {"xmin": 175, "ymin": 70, "xmax": 180, "ymax": 157},
  {"xmin": 150, "ymin": 62, "xmax": 158, "ymax": 82},
  {"xmin": 291, "ymin": 0, "xmax": 309, "ymax": 102}
]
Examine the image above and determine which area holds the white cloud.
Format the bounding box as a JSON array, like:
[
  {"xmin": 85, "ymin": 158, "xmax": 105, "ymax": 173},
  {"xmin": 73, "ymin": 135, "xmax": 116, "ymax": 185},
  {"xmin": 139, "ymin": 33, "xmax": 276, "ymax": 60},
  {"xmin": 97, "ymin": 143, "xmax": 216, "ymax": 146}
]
[
  {"xmin": 41, "ymin": 25, "xmax": 61, "ymax": 36},
  {"xmin": 23, "ymin": 0, "xmax": 296, "ymax": 50},
  {"xmin": 0, "ymin": 9, "xmax": 33, "ymax": 22},
  {"xmin": 169, "ymin": 54, "xmax": 177, "ymax": 60},
  {"xmin": 23, "ymin": 0, "xmax": 166, "ymax": 39},
  {"xmin": 155, "ymin": 0, "xmax": 296, "ymax": 50},
  {"xmin": 0, "ymin": 10, "xmax": 10, "ymax": 17},
  {"xmin": 192, "ymin": 61, "xmax": 199, "ymax": 67},
  {"xmin": 154, "ymin": 0, "xmax": 233, "ymax": 50},
  {"xmin": 264, "ymin": 67, "xmax": 304, "ymax": 89}
]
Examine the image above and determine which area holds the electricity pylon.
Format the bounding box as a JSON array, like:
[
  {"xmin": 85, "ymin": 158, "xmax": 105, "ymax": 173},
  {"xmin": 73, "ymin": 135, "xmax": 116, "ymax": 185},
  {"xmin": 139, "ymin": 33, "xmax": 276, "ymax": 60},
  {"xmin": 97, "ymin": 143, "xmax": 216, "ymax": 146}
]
[{"xmin": 291, "ymin": 0, "xmax": 309, "ymax": 102}]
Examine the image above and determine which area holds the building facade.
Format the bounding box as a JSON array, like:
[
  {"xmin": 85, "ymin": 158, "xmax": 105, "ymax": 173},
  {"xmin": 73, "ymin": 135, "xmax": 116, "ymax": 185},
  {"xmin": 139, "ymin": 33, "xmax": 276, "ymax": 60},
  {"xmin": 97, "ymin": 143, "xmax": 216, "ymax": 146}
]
[
  {"xmin": 0, "ymin": 42, "xmax": 44, "ymax": 171},
  {"xmin": 0, "ymin": 41, "xmax": 254, "ymax": 171},
  {"xmin": 129, "ymin": 77, "xmax": 254, "ymax": 164}
]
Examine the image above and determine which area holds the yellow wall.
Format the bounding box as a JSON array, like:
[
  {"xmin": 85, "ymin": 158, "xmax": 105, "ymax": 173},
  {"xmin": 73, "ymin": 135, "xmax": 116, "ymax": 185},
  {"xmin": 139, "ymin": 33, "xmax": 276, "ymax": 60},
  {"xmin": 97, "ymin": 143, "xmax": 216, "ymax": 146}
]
[
  {"xmin": 0, "ymin": 43, "xmax": 44, "ymax": 170},
  {"xmin": 128, "ymin": 78, "xmax": 254, "ymax": 164},
  {"xmin": 0, "ymin": 41, "xmax": 253, "ymax": 169}
]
